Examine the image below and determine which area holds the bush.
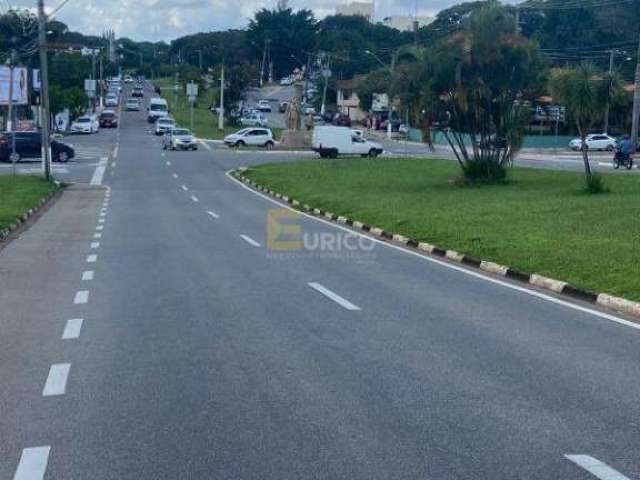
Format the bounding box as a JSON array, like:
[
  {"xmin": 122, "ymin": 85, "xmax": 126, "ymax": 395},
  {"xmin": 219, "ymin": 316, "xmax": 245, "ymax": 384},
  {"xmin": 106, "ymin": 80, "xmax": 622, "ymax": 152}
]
[
  {"xmin": 583, "ymin": 173, "xmax": 609, "ymax": 194},
  {"xmin": 461, "ymin": 160, "xmax": 508, "ymax": 184}
]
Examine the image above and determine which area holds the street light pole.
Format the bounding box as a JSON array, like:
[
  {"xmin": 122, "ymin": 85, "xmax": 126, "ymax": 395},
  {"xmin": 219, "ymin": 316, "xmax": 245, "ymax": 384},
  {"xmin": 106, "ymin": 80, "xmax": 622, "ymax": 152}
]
[
  {"xmin": 38, "ymin": 0, "xmax": 52, "ymax": 181},
  {"xmin": 630, "ymin": 34, "xmax": 640, "ymax": 149},
  {"xmin": 604, "ymin": 49, "xmax": 615, "ymax": 134},
  {"xmin": 7, "ymin": 49, "xmax": 16, "ymax": 132},
  {"xmin": 218, "ymin": 63, "xmax": 225, "ymax": 131}
]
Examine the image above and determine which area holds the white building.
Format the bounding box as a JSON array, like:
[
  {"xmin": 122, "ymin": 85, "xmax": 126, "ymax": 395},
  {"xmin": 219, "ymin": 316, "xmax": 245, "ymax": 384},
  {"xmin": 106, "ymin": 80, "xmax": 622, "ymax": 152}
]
[
  {"xmin": 382, "ymin": 15, "xmax": 434, "ymax": 32},
  {"xmin": 336, "ymin": 1, "xmax": 375, "ymax": 22}
]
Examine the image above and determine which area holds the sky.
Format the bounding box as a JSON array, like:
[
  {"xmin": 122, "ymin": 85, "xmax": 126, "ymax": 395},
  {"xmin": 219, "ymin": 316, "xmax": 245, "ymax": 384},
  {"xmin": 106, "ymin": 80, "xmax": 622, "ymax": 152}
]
[{"xmin": 9, "ymin": 0, "xmax": 518, "ymax": 42}]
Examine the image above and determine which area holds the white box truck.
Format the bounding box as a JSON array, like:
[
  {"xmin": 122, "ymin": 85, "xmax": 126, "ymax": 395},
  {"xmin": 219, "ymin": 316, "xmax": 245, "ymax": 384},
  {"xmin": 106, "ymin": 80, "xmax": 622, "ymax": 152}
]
[{"xmin": 312, "ymin": 126, "xmax": 383, "ymax": 158}]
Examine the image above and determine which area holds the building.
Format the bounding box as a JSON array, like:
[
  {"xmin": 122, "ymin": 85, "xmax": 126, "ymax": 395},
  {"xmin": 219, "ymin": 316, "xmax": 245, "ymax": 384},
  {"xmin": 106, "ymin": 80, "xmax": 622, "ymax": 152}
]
[
  {"xmin": 382, "ymin": 15, "xmax": 434, "ymax": 32},
  {"xmin": 336, "ymin": 75, "xmax": 389, "ymax": 122},
  {"xmin": 336, "ymin": 1, "xmax": 375, "ymax": 22}
]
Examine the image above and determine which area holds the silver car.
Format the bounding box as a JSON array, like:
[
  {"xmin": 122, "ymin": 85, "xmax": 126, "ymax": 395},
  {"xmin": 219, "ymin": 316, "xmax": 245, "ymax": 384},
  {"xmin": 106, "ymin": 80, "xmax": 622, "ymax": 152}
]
[{"xmin": 163, "ymin": 128, "xmax": 198, "ymax": 151}]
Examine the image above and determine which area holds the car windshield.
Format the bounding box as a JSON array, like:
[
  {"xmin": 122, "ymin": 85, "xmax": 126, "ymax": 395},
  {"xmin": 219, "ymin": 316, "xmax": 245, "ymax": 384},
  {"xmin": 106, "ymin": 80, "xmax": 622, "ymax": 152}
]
[
  {"xmin": 76, "ymin": 118, "xmax": 90, "ymax": 123},
  {"xmin": 173, "ymin": 129, "xmax": 190, "ymax": 136},
  {"xmin": 101, "ymin": 113, "xmax": 115, "ymax": 118},
  {"xmin": 150, "ymin": 104, "xmax": 167, "ymax": 111}
]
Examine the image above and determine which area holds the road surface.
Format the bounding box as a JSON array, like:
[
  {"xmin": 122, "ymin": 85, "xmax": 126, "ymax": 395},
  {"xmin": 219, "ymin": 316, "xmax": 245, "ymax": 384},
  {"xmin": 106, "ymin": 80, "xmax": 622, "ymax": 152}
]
[{"xmin": 1, "ymin": 85, "xmax": 639, "ymax": 480}]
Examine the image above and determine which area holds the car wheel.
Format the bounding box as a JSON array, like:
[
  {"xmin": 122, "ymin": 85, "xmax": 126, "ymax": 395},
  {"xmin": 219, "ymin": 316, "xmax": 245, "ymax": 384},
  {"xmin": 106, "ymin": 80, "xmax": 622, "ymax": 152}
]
[
  {"xmin": 627, "ymin": 160, "xmax": 633, "ymax": 170},
  {"xmin": 235, "ymin": 141, "xmax": 245, "ymax": 148},
  {"xmin": 265, "ymin": 141, "xmax": 274, "ymax": 150},
  {"xmin": 8, "ymin": 152, "xmax": 21, "ymax": 163},
  {"xmin": 57, "ymin": 151, "xmax": 69, "ymax": 163},
  {"xmin": 368, "ymin": 149, "xmax": 379, "ymax": 158},
  {"xmin": 613, "ymin": 158, "xmax": 620, "ymax": 169},
  {"xmin": 606, "ymin": 144, "xmax": 614, "ymax": 152}
]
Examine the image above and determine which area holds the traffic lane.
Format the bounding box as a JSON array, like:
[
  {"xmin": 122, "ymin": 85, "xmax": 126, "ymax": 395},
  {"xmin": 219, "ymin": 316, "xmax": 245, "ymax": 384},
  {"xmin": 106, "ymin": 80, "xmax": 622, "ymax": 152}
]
[
  {"xmin": 0, "ymin": 184, "xmax": 106, "ymax": 479},
  {"xmin": 163, "ymin": 147, "xmax": 640, "ymax": 476}
]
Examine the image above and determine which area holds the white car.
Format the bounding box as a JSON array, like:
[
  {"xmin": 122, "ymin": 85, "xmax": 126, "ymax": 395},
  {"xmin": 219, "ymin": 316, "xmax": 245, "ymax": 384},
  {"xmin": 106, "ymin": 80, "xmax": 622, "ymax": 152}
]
[
  {"xmin": 257, "ymin": 100, "xmax": 272, "ymax": 112},
  {"xmin": 163, "ymin": 128, "xmax": 198, "ymax": 151},
  {"xmin": 70, "ymin": 115, "xmax": 99, "ymax": 134},
  {"xmin": 124, "ymin": 75, "xmax": 133, "ymax": 84},
  {"xmin": 239, "ymin": 112, "xmax": 268, "ymax": 127},
  {"xmin": 155, "ymin": 117, "xmax": 176, "ymax": 135},
  {"xmin": 224, "ymin": 128, "xmax": 275, "ymax": 149},
  {"xmin": 569, "ymin": 134, "xmax": 616, "ymax": 151},
  {"xmin": 280, "ymin": 77, "xmax": 293, "ymax": 86},
  {"xmin": 105, "ymin": 94, "xmax": 119, "ymax": 107}
]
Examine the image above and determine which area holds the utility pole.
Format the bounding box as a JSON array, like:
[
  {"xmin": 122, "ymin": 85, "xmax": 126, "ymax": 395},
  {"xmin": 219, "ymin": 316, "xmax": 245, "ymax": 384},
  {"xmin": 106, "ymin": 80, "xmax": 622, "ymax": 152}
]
[
  {"xmin": 38, "ymin": 0, "xmax": 52, "ymax": 181},
  {"xmin": 604, "ymin": 49, "xmax": 615, "ymax": 134},
  {"xmin": 198, "ymin": 50, "xmax": 203, "ymax": 71},
  {"xmin": 7, "ymin": 49, "xmax": 16, "ymax": 132},
  {"xmin": 514, "ymin": 7, "xmax": 520, "ymax": 36},
  {"xmin": 218, "ymin": 63, "xmax": 225, "ymax": 131},
  {"xmin": 320, "ymin": 53, "xmax": 331, "ymax": 116},
  {"xmin": 631, "ymin": 33, "xmax": 640, "ymax": 149},
  {"xmin": 260, "ymin": 39, "xmax": 268, "ymax": 87}
]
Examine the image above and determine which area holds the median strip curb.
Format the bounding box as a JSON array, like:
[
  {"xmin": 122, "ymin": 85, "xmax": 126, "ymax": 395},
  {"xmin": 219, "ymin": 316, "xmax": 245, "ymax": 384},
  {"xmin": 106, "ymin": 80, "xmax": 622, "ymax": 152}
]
[
  {"xmin": 0, "ymin": 184, "xmax": 64, "ymax": 247},
  {"xmin": 233, "ymin": 170, "xmax": 640, "ymax": 321}
]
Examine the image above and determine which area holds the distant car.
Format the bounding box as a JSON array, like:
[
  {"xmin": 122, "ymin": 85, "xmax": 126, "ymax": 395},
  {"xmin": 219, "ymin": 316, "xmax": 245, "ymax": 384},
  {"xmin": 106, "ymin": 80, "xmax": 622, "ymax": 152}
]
[
  {"xmin": 105, "ymin": 94, "xmax": 119, "ymax": 107},
  {"xmin": 132, "ymin": 87, "xmax": 144, "ymax": 98},
  {"xmin": 99, "ymin": 110, "xmax": 118, "ymax": 128},
  {"xmin": 302, "ymin": 104, "xmax": 316, "ymax": 115},
  {"xmin": 0, "ymin": 132, "xmax": 74, "ymax": 163},
  {"xmin": 239, "ymin": 112, "xmax": 268, "ymax": 127},
  {"xmin": 155, "ymin": 117, "xmax": 176, "ymax": 135},
  {"xmin": 224, "ymin": 128, "xmax": 275, "ymax": 149},
  {"xmin": 125, "ymin": 98, "xmax": 140, "ymax": 111},
  {"xmin": 124, "ymin": 75, "xmax": 133, "ymax": 84},
  {"xmin": 569, "ymin": 134, "xmax": 616, "ymax": 151},
  {"xmin": 257, "ymin": 100, "xmax": 272, "ymax": 112},
  {"xmin": 163, "ymin": 128, "xmax": 198, "ymax": 151},
  {"xmin": 279, "ymin": 101, "xmax": 289, "ymax": 113},
  {"xmin": 70, "ymin": 115, "xmax": 99, "ymax": 134},
  {"xmin": 312, "ymin": 126, "xmax": 383, "ymax": 158},
  {"xmin": 280, "ymin": 77, "xmax": 293, "ymax": 86}
]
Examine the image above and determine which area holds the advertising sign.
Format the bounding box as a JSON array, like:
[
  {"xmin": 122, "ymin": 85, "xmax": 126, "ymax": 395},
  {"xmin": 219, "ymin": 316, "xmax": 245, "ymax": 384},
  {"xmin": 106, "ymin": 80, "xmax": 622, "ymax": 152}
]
[
  {"xmin": 33, "ymin": 69, "xmax": 41, "ymax": 91},
  {"xmin": 0, "ymin": 66, "xmax": 29, "ymax": 105}
]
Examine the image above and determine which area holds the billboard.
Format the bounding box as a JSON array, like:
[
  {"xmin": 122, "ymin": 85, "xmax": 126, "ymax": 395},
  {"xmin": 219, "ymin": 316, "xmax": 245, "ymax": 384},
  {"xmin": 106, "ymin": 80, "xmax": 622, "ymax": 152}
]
[{"xmin": 0, "ymin": 66, "xmax": 29, "ymax": 105}]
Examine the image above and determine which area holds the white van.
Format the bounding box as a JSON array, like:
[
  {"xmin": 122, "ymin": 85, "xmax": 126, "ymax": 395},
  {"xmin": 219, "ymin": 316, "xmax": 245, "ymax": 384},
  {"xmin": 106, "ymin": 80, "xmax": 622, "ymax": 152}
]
[
  {"xmin": 312, "ymin": 126, "xmax": 383, "ymax": 158},
  {"xmin": 148, "ymin": 98, "xmax": 169, "ymax": 123}
]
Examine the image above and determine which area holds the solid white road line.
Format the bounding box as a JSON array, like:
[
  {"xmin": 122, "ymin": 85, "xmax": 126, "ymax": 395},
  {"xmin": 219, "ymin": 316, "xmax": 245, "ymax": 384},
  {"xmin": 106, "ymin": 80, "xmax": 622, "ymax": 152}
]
[
  {"xmin": 74, "ymin": 290, "xmax": 89, "ymax": 304},
  {"xmin": 191, "ymin": 195, "xmax": 199, "ymax": 203},
  {"xmin": 86, "ymin": 254, "xmax": 97, "ymax": 263},
  {"xmin": 308, "ymin": 282, "xmax": 361, "ymax": 311},
  {"xmin": 240, "ymin": 234, "xmax": 261, "ymax": 247},
  {"xmin": 13, "ymin": 446, "xmax": 51, "ymax": 480},
  {"xmin": 42, "ymin": 363, "xmax": 71, "ymax": 396},
  {"xmin": 82, "ymin": 270, "xmax": 94, "ymax": 281},
  {"xmin": 62, "ymin": 318, "xmax": 83, "ymax": 340},
  {"xmin": 91, "ymin": 242, "xmax": 100, "ymax": 249},
  {"xmin": 90, "ymin": 157, "xmax": 108, "ymax": 186},
  {"xmin": 113, "ymin": 145, "xmax": 119, "ymax": 158},
  {"xmin": 207, "ymin": 210, "xmax": 220, "ymax": 219},
  {"xmin": 181, "ymin": 185, "xmax": 189, "ymax": 191},
  {"xmin": 565, "ymin": 455, "xmax": 631, "ymax": 480},
  {"xmin": 172, "ymin": 173, "xmax": 179, "ymax": 179},
  {"xmin": 227, "ymin": 171, "xmax": 640, "ymax": 331}
]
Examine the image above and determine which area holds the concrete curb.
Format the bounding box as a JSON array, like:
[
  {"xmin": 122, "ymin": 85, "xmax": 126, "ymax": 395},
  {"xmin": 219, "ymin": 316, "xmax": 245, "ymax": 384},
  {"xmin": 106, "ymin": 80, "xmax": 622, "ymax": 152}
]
[
  {"xmin": 0, "ymin": 184, "xmax": 64, "ymax": 246},
  {"xmin": 232, "ymin": 170, "xmax": 640, "ymax": 321}
]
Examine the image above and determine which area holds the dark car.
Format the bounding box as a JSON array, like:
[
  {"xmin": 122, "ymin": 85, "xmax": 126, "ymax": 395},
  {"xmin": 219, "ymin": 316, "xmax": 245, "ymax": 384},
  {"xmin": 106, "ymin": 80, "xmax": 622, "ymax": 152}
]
[
  {"xmin": 99, "ymin": 111, "xmax": 119, "ymax": 128},
  {"xmin": 132, "ymin": 88, "xmax": 144, "ymax": 98},
  {"xmin": 0, "ymin": 132, "xmax": 75, "ymax": 163}
]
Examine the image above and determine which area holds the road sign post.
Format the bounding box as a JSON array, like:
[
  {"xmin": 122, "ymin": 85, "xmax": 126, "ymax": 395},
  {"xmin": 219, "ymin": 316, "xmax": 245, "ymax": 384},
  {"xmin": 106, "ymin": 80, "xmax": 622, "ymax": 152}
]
[{"xmin": 186, "ymin": 82, "xmax": 198, "ymax": 131}]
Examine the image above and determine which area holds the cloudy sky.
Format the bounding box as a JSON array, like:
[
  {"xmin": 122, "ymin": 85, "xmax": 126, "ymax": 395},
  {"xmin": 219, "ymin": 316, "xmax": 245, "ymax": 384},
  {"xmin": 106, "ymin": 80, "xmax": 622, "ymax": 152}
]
[{"xmin": 11, "ymin": 0, "xmax": 517, "ymax": 41}]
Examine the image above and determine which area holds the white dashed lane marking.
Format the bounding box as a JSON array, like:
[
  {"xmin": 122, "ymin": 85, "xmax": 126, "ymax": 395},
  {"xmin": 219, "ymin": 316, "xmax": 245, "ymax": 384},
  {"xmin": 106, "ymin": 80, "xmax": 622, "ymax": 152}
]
[
  {"xmin": 240, "ymin": 234, "xmax": 261, "ymax": 247},
  {"xmin": 565, "ymin": 455, "xmax": 631, "ymax": 480},
  {"xmin": 93, "ymin": 233, "xmax": 102, "ymax": 239},
  {"xmin": 191, "ymin": 196, "xmax": 199, "ymax": 203},
  {"xmin": 62, "ymin": 318, "xmax": 83, "ymax": 340},
  {"xmin": 42, "ymin": 363, "xmax": 71, "ymax": 396},
  {"xmin": 207, "ymin": 210, "xmax": 220, "ymax": 219},
  {"xmin": 172, "ymin": 173, "xmax": 179, "ymax": 179},
  {"xmin": 73, "ymin": 290, "xmax": 89, "ymax": 304},
  {"xmin": 91, "ymin": 242, "xmax": 100, "ymax": 249},
  {"xmin": 181, "ymin": 185, "xmax": 189, "ymax": 191},
  {"xmin": 13, "ymin": 446, "xmax": 51, "ymax": 480},
  {"xmin": 82, "ymin": 270, "xmax": 94, "ymax": 281},
  {"xmin": 86, "ymin": 254, "xmax": 98, "ymax": 263},
  {"xmin": 308, "ymin": 282, "xmax": 361, "ymax": 311}
]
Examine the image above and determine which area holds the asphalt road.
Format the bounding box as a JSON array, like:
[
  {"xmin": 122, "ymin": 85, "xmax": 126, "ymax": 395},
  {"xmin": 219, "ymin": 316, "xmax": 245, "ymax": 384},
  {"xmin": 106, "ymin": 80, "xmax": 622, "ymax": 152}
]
[{"xmin": 1, "ymin": 86, "xmax": 639, "ymax": 479}]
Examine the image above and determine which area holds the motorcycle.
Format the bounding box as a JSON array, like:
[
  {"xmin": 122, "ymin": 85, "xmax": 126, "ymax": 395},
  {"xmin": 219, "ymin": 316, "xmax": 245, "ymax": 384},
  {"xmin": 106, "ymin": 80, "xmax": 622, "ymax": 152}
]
[{"xmin": 613, "ymin": 147, "xmax": 634, "ymax": 170}]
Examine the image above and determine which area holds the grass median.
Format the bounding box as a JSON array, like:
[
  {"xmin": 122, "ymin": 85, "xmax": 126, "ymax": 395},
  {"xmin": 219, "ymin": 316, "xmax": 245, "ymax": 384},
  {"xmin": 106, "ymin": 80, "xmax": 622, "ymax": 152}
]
[
  {"xmin": 244, "ymin": 157, "xmax": 640, "ymax": 302},
  {"xmin": 0, "ymin": 176, "xmax": 59, "ymax": 232}
]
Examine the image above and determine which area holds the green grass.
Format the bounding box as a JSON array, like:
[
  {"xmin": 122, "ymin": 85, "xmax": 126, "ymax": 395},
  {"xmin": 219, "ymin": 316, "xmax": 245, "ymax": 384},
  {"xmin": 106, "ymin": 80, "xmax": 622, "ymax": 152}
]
[
  {"xmin": 244, "ymin": 158, "xmax": 640, "ymax": 302},
  {"xmin": 0, "ymin": 176, "xmax": 59, "ymax": 231},
  {"xmin": 153, "ymin": 78, "xmax": 282, "ymax": 141}
]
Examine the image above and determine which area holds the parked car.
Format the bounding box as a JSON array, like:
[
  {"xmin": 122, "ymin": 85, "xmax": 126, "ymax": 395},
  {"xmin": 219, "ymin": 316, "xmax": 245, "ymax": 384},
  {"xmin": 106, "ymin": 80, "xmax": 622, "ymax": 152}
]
[
  {"xmin": 239, "ymin": 112, "xmax": 268, "ymax": 127},
  {"xmin": 99, "ymin": 110, "xmax": 118, "ymax": 128},
  {"xmin": 125, "ymin": 98, "xmax": 140, "ymax": 111},
  {"xmin": 0, "ymin": 132, "xmax": 75, "ymax": 163},
  {"xmin": 279, "ymin": 101, "xmax": 289, "ymax": 113},
  {"xmin": 162, "ymin": 128, "xmax": 198, "ymax": 151},
  {"xmin": 155, "ymin": 117, "xmax": 176, "ymax": 135},
  {"xmin": 70, "ymin": 115, "xmax": 99, "ymax": 134},
  {"xmin": 224, "ymin": 128, "xmax": 275, "ymax": 149},
  {"xmin": 302, "ymin": 104, "xmax": 316, "ymax": 115},
  {"xmin": 257, "ymin": 99, "xmax": 272, "ymax": 112},
  {"xmin": 280, "ymin": 77, "xmax": 294, "ymax": 86},
  {"xmin": 569, "ymin": 134, "xmax": 616, "ymax": 151},
  {"xmin": 132, "ymin": 87, "xmax": 144, "ymax": 98},
  {"xmin": 312, "ymin": 126, "xmax": 383, "ymax": 158}
]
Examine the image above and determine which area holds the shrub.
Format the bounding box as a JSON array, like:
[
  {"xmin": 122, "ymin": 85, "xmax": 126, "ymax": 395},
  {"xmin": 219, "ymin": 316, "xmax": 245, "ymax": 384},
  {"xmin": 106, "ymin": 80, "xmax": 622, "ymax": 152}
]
[{"xmin": 583, "ymin": 172, "xmax": 609, "ymax": 194}]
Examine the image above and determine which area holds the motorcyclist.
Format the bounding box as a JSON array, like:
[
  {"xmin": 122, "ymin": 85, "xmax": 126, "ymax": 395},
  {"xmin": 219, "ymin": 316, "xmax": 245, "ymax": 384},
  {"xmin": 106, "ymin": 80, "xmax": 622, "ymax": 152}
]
[{"xmin": 618, "ymin": 135, "xmax": 633, "ymax": 159}]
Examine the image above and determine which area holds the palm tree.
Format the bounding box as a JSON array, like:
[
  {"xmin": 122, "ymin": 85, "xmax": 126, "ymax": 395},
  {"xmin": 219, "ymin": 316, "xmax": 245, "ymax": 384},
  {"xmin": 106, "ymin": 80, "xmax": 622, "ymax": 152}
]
[{"xmin": 548, "ymin": 62, "xmax": 619, "ymax": 183}]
